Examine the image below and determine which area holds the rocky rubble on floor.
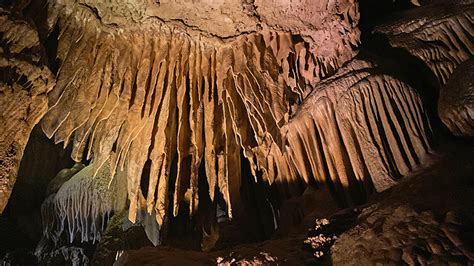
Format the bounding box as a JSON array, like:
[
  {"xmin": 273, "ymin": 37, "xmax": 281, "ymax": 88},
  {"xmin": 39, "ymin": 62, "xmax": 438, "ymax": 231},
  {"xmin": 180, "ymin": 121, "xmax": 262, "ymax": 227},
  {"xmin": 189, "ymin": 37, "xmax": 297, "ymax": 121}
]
[
  {"xmin": 304, "ymin": 218, "xmax": 337, "ymax": 259},
  {"xmin": 36, "ymin": 246, "xmax": 89, "ymax": 266},
  {"xmin": 216, "ymin": 251, "xmax": 279, "ymax": 265}
]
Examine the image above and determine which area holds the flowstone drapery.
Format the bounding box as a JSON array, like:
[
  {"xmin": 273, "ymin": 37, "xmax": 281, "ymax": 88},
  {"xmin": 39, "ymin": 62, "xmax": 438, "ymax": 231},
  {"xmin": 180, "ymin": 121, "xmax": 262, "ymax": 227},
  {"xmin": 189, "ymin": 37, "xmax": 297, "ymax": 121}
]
[
  {"xmin": 40, "ymin": 0, "xmax": 361, "ymax": 226},
  {"xmin": 40, "ymin": 161, "xmax": 127, "ymax": 246},
  {"xmin": 375, "ymin": 2, "xmax": 473, "ymax": 85}
]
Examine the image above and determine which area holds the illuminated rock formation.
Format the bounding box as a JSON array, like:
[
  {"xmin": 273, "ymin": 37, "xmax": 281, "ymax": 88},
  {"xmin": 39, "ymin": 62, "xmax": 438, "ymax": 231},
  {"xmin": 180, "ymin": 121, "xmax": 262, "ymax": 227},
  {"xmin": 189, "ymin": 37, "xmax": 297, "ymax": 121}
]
[
  {"xmin": 41, "ymin": 160, "xmax": 127, "ymax": 245},
  {"xmin": 40, "ymin": 0, "xmax": 361, "ymax": 226},
  {"xmin": 0, "ymin": 1, "xmax": 472, "ymax": 263},
  {"xmin": 5, "ymin": 0, "xmax": 435, "ymax": 235},
  {"xmin": 275, "ymin": 57, "xmax": 432, "ymax": 203},
  {"xmin": 0, "ymin": 8, "xmax": 55, "ymax": 213}
]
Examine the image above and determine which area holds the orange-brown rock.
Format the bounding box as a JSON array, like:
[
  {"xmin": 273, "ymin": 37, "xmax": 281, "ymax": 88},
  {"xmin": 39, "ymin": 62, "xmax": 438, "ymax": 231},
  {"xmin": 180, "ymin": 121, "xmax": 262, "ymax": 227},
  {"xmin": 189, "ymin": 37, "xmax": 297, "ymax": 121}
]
[
  {"xmin": 271, "ymin": 57, "xmax": 433, "ymax": 203},
  {"xmin": 0, "ymin": 8, "xmax": 55, "ymax": 214},
  {"xmin": 40, "ymin": 0, "xmax": 360, "ymax": 226}
]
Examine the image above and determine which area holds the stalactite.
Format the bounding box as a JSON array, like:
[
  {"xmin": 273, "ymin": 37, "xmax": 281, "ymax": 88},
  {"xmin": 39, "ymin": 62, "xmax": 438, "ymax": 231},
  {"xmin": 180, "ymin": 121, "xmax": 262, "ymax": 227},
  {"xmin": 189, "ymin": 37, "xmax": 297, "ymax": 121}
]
[
  {"xmin": 40, "ymin": 164, "xmax": 85, "ymax": 245},
  {"xmin": 41, "ymin": 160, "xmax": 127, "ymax": 244},
  {"xmin": 273, "ymin": 59, "xmax": 433, "ymax": 201},
  {"xmin": 41, "ymin": 0, "xmax": 361, "ymax": 226}
]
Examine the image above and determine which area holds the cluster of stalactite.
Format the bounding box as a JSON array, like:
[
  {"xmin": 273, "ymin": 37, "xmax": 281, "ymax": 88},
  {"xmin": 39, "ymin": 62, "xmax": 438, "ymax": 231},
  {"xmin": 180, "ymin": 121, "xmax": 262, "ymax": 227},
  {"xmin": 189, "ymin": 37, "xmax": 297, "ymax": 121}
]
[
  {"xmin": 274, "ymin": 59, "xmax": 433, "ymax": 204},
  {"xmin": 40, "ymin": 161, "xmax": 127, "ymax": 245},
  {"xmin": 5, "ymin": 0, "xmax": 465, "ymax": 250},
  {"xmin": 40, "ymin": 164, "xmax": 84, "ymax": 245},
  {"xmin": 40, "ymin": 1, "xmax": 361, "ymax": 226}
]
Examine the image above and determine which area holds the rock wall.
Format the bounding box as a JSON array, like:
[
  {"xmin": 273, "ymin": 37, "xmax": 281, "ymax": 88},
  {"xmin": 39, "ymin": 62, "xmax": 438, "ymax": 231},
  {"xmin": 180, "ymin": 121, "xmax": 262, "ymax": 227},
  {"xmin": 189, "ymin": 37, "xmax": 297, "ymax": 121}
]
[
  {"xmin": 438, "ymin": 58, "xmax": 474, "ymax": 137},
  {"xmin": 0, "ymin": 8, "xmax": 55, "ymax": 214},
  {"xmin": 275, "ymin": 57, "xmax": 432, "ymax": 203},
  {"xmin": 375, "ymin": 2, "xmax": 473, "ymax": 85}
]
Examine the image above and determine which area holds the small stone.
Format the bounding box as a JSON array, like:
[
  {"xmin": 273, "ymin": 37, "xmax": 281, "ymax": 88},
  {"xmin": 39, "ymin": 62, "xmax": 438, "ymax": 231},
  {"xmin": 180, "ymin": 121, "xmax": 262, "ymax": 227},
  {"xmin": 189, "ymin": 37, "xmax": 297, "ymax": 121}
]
[
  {"xmin": 387, "ymin": 248, "xmax": 403, "ymax": 261},
  {"xmin": 418, "ymin": 212, "xmax": 438, "ymax": 226},
  {"xmin": 426, "ymin": 239, "xmax": 445, "ymax": 255}
]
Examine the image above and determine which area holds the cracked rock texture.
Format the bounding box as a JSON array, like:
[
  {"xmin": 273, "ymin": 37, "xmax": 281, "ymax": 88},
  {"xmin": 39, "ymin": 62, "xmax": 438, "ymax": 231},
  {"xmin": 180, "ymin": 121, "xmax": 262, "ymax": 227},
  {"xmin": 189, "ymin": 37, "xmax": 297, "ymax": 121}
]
[
  {"xmin": 438, "ymin": 58, "xmax": 474, "ymax": 137},
  {"xmin": 0, "ymin": 8, "xmax": 55, "ymax": 214}
]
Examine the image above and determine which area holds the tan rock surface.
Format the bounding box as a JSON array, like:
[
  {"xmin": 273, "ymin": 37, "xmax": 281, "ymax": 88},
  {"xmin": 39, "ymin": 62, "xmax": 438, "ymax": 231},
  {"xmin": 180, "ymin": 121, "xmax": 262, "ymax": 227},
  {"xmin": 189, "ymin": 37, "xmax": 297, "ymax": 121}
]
[
  {"xmin": 40, "ymin": 0, "xmax": 360, "ymax": 225},
  {"xmin": 0, "ymin": 8, "xmax": 55, "ymax": 214},
  {"xmin": 331, "ymin": 206, "xmax": 474, "ymax": 265}
]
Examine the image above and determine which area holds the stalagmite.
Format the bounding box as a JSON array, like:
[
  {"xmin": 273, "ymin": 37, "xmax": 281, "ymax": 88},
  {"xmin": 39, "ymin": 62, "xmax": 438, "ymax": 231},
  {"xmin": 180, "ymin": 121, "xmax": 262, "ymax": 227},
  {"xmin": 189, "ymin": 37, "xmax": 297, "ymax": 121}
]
[{"xmin": 0, "ymin": 8, "xmax": 55, "ymax": 214}]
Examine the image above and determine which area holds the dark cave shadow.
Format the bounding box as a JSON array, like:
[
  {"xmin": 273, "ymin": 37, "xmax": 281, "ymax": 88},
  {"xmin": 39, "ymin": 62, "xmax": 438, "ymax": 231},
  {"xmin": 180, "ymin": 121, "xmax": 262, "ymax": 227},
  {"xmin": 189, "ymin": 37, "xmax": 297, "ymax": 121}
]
[{"xmin": 0, "ymin": 125, "xmax": 75, "ymax": 262}]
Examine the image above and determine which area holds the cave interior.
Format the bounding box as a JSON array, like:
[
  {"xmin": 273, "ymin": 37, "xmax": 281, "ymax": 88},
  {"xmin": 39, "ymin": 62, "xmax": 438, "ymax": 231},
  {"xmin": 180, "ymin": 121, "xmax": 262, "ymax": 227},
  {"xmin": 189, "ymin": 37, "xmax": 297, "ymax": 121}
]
[{"xmin": 0, "ymin": 0, "xmax": 473, "ymax": 265}]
